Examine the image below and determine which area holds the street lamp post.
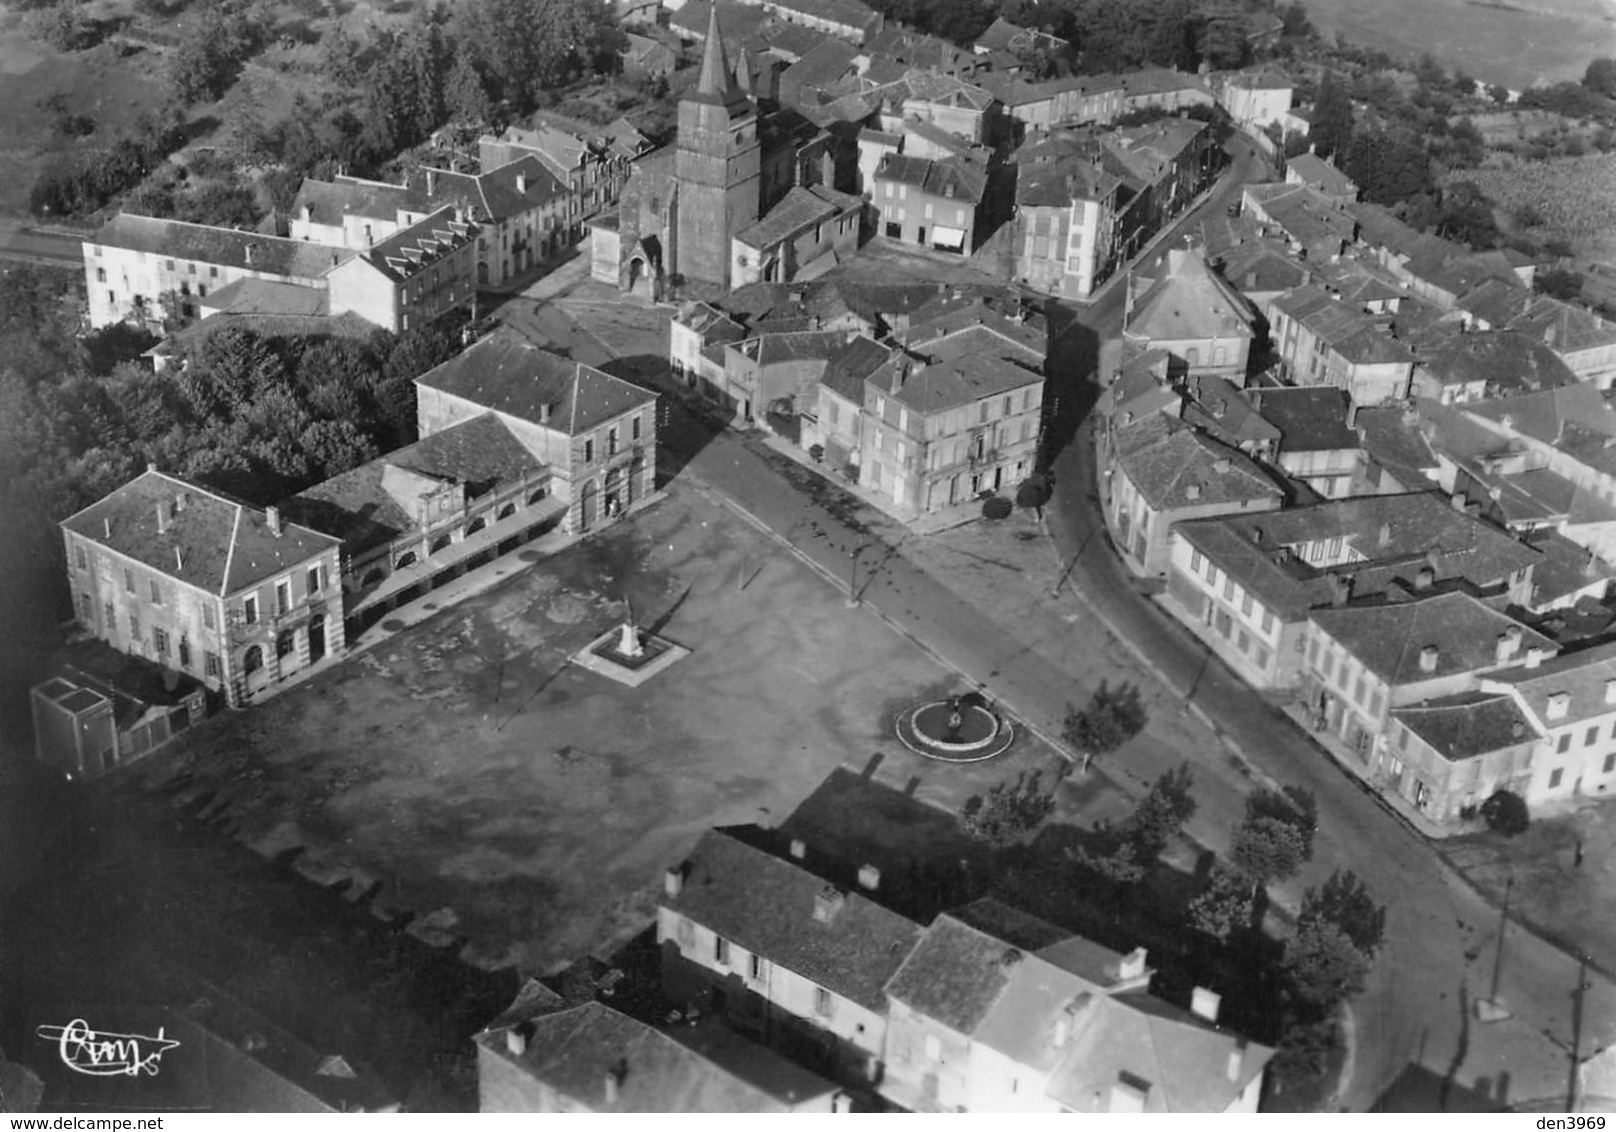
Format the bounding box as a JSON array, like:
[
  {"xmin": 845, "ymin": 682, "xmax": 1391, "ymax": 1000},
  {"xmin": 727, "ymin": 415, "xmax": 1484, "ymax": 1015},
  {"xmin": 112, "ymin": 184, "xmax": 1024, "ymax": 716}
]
[{"xmin": 845, "ymin": 542, "xmax": 867, "ymax": 609}]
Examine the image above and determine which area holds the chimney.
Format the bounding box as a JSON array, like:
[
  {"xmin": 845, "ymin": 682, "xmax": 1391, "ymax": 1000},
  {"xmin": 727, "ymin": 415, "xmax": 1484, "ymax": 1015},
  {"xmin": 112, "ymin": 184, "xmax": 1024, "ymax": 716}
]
[
  {"xmin": 1116, "ymin": 946, "xmax": 1149, "ymax": 985},
  {"xmin": 539, "ymin": 403, "xmax": 552, "ymax": 424},
  {"xmin": 1450, "ymin": 492, "xmax": 1466, "ymax": 511},
  {"xmin": 857, "ymin": 864, "xmax": 880, "ymax": 891},
  {"xmin": 789, "ymin": 837, "xmax": 806, "ymax": 860},
  {"xmin": 156, "ymin": 500, "xmax": 172, "ymax": 534},
  {"xmin": 175, "ymin": 491, "xmax": 187, "ymax": 512},
  {"xmin": 244, "ymin": 243, "xmax": 254, "ymax": 265},
  {"xmin": 301, "ymin": 203, "xmax": 313, "ymax": 222},
  {"xmin": 517, "ymin": 171, "xmax": 528, "ymax": 194},
  {"xmin": 1414, "ymin": 566, "xmax": 1434, "ymax": 591},
  {"xmin": 1213, "ymin": 458, "xmax": 1231, "ymax": 474},
  {"xmin": 1377, "ymin": 523, "xmax": 1391, "ymax": 550},
  {"xmin": 1109, "ymin": 1075, "xmax": 1149, "ymax": 1113},
  {"xmin": 426, "ymin": 169, "xmax": 438, "ymax": 196},
  {"xmin": 1495, "ymin": 625, "xmax": 1523, "ymax": 664},
  {"xmin": 103, "ymin": 516, "xmax": 111, "ymax": 539},
  {"xmin": 1526, "ymin": 646, "xmax": 1546, "ymax": 669},
  {"xmin": 1227, "ymin": 1039, "xmax": 1248, "ymax": 1083},
  {"xmin": 266, "ymin": 506, "xmax": 283, "ymax": 537},
  {"xmin": 603, "ymin": 1060, "xmax": 625, "ymax": 1105},
  {"xmin": 1185, "ymin": 482, "xmax": 1202, "ymax": 500},
  {"xmin": 505, "ymin": 1028, "xmax": 527, "ymax": 1057},
  {"xmin": 1190, "ymin": 987, "xmax": 1221, "ymax": 1024},
  {"xmin": 1605, "ymin": 678, "xmax": 1616, "ymax": 705},
  {"xmin": 1418, "ymin": 645, "xmax": 1439, "ymax": 673},
  {"xmin": 175, "ymin": 546, "xmax": 184, "ymax": 572},
  {"xmin": 663, "ymin": 864, "xmax": 685, "ymax": 898},
  {"xmin": 1345, "ymin": 400, "xmax": 1359, "ymax": 429},
  {"xmin": 813, "ymin": 886, "xmax": 846, "ymax": 924},
  {"xmin": 1330, "ymin": 573, "xmax": 1351, "ymax": 605}
]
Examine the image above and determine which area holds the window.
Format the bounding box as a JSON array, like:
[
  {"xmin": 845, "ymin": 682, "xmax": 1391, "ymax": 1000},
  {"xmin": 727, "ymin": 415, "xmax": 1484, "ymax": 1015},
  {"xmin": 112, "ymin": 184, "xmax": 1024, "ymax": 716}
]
[
  {"xmin": 95, "ymin": 267, "xmax": 106, "ymax": 283},
  {"xmin": 1222, "ymin": 575, "xmax": 1234, "ymax": 601},
  {"xmin": 179, "ymin": 636, "xmax": 191, "ymax": 668},
  {"xmin": 243, "ymin": 594, "xmax": 259, "ymax": 625},
  {"xmin": 1261, "ymin": 609, "xmax": 1274, "ymax": 635},
  {"xmin": 1241, "ymin": 590, "xmax": 1254, "ymax": 617},
  {"xmin": 1190, "ymin": 549, "xmax": 1204, "ymax": 575},
  {"xmin": 129, "ymin": 613, "xmax": 141, "ymax": 639},
  {"xmin": 153, "ymin": 627, "xmax": 168, "ymax": 655},
  {"xmin": 124, "ymin": 568, "xmax": 135, "ymax": 594},
  {"xmin": 1369, "ymin": 689, "xmax": 1384, "ymax": 717},
  {"xmin": 75, "ymin": 543, "xmax": 87, "ymax": 570},
  {"xmin": 1003, "ymin": 396, "xmax": 1012, "ymax": 417},
  {"xmin": 209, "ymin": 266, "xmax": 218, "ymax": 278},
  {"xmin": 103, "ymin": 601, "xmax": 114, "ymax": 628},
  {"xmin": 149, "ymin": 578, "xmax": 162, "ymax": 605},
  {"xmin": 924, "ymin": 1034, "xmax": 941, "ymax": 1061},
  {"xmin": 750, "ymin": 953, "xmax": 764, "ymax": 981},
  {"xmin": 1550, "ymin": 768, "xmax": 1564, "ymax": 788},
  {"xmin": 1605, "ymin": 753, "xmax": 1615, "ymax": 773},
  {"xmin": 632, "ymin": 414, "xmax": 643, "ymax": 442},
  {"xmin": 205, "ymin": 651, "xmax": 221, "ymax": 678},
  {"xmin": 714, "ymin": 936, "xmax": 730, "ymax": 966},
  {"xmin": 203, "ymin": 603, "xmax": 217, "ymax": 630},
  {"xmin": 1354, "ymin": 677, "xmax": 1366, "ymax": 706},
  {"xmin": 307, "ymin": 564, "xmax": 322, "ymax": 595},
  {"xmin": 1588, "ymin": 726, "xmax": 1600, "ymax": 746},
  {"xmin": 876, "ymin": 394, "xmax": 886, "ymax": 418},
  {"xmin": 608, "ymin": 426, "xmax": 619, "ymax": 456},
  {"xmin": 276, "ymin": 578, "xmax": 292, "ymax": 616},
  {"xmin": 814, "ymin": 987, "xmax": 833, "ymax": 1017},
  {"xmin": 584, "ymin": 439, "xmax": 595, "ymax": 463},
  {"xmin": 1558, "ymin": 733, "xmax": 1572, "ymax": 754}
]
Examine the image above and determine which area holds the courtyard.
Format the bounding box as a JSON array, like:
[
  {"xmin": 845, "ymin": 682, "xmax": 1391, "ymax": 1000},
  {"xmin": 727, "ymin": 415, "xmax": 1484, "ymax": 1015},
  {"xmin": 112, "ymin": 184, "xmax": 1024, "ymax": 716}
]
[{"xmin": 135, "ymin": 483, "xmax": 1063, "ymax": 975}]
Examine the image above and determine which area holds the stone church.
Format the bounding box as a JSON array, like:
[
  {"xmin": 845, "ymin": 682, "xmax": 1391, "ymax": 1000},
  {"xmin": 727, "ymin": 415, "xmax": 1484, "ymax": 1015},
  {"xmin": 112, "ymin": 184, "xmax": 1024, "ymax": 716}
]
[{"xmin": 592, "ymin": 5, "xmax": 851, "ymax": 296}]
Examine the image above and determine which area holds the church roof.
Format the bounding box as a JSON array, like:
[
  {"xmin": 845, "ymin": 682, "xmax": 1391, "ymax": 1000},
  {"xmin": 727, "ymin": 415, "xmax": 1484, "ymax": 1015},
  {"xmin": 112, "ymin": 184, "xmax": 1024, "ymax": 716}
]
[{"xmin": 690, "ymin": 4, "xmax": 751, "ymax": 114}]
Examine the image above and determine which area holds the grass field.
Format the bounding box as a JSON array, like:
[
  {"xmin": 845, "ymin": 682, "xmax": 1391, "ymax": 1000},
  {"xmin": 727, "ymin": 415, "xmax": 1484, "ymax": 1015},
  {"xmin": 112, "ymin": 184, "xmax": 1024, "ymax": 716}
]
[
  {"xmin": 1302, "ymin": 0, "xmax": 1616, "ymax": 89},
  {"xmin": 1448, "ymin": 152, "xmax": 1616, "ymax": 258}
]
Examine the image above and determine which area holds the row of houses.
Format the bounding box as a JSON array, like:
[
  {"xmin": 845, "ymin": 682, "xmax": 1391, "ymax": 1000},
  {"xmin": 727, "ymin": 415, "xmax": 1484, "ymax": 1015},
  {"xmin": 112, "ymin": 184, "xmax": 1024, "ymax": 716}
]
[
  {"xmin": 670, "ymin": 281, "xmax": 1048, "ymax": 516},
  {"xmin": 36, "ymin": 327, "xmax": 658, "ymax": 779},
  {"xmin": 1095, "ymin": 153, "xmax": 1616, "ymax": 827},
  {"xmin": 475, "ymin": 827, "xmax": 1272, "ymax": 1112}
]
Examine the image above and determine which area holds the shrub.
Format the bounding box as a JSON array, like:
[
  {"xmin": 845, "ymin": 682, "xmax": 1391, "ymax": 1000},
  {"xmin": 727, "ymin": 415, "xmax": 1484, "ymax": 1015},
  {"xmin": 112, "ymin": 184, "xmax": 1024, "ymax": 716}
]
[
  {"xmin": 982, "ymin": 495, "xmax": 1013, "ymax": 520},
  {"xmin": 808, "ymin": 443, "xmax": 824, "ymax": 463},
  {"xmin": 1480, "ymin": 790, "xmax": 1529, "ymax": 836},
  {"xmin": 1015, "ymin": 472, "xmax": 1052, "ymax": 510}
]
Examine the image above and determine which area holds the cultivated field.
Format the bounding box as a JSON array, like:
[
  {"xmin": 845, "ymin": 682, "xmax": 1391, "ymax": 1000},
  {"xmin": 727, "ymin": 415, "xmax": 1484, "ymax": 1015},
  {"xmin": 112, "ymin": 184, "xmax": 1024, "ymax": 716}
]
[
  {"xmin": 1449, "ymin": 152, "xmax": 1616, "ymax": 256},
  {"xmin": 1303, "ymin": 0, "xmax": 1616, "ymax": 89}
]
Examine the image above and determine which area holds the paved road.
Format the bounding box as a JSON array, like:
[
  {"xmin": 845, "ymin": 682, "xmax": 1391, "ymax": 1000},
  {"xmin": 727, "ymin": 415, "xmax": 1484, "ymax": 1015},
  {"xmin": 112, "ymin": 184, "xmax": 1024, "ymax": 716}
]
[
  {"xmin": 1039, "ymin": 142, "xmax": 1616, "ymax": 1112},
  {"xmin": 507, "ymin": 150, "xmax": 1616, "ymax": 1110},
  {"xmin": 0, "ymin": 219, "xmax": 86, "ymax": 269}
]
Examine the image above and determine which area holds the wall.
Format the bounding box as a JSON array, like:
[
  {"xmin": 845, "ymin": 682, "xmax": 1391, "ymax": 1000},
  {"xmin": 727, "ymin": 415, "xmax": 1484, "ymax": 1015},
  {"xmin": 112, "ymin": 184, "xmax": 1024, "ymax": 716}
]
[
  {"xmin": 83, "ymin": 242, "xmax": 328, "ymax": 330},
  {"xmin": 1162, "ymin": 533, "xmax": 1304, "ymax": 689},
  {"xmin": 326, "ymin": 258, "xmax": 400, "ymax": 332}
]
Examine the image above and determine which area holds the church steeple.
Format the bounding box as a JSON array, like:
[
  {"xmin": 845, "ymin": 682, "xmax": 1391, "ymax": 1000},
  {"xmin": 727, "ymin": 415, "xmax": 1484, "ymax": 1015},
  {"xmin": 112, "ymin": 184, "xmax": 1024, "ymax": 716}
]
[
  {"xmin": 734, "ymin": 43, "xmax": 754, "ymax": 95},
  {"xmin": 694, "ymin": 5, "xmax": 747, "ymax": 110}
]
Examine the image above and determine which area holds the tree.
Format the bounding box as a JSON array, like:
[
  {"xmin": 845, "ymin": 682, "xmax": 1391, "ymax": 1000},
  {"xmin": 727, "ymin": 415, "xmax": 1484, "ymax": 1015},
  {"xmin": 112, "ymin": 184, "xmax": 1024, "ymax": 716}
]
[
  {"xmin": 1480, "ymin": 789, "xmax": 1529, "ymax": 836},
  {"xmin": 1434, "ymin": 180, "xmax": 1501, "ymax": 248},
  {"xmin": 1310, "ymin": 71, "xmax": 1354, "ymax": 159},
  {"xmin": 1127, "ymin": 763, "xmax": 1196, "ymax": 861},
  {"xmin": 1064, "ymin": 680, "xmax": 1148, "ymax": 771},
  {"xmin": 1340, "ymin": 126, "xmax": 1433, "ymax": 205},
  {"xmin": 1299, "ymin": 868, "xmax": 1387, "ymax": 956},
  {"xmin": 960, "ymin": 769, "xmax": 1057, "ymax": 846},
  {"xmin": 1584, "ymin": 57, "xmax": 1616, "ymax": 98},
  {"xmin": 1245, "ymin": 785, "xmax": 1318, "ymax": 861},
  {"xmin": 1279, "ymin": 0, "xmax": 1314, "ymax": 39},
  {"xmin": 1488, "ymin": 83, "xmax": 1510, "ymax": 105},
  {"xmin": 1189, "ymin": 864, "xmax": 1253, "ymax": 941},
  {"xmin": 444, "ymin": 44, "xmax": 492, "ymax": 126},
  {"xmin": 1195, "ymin": 8, "xmax": 1247, "ymax": 70},
  {"xmin": 1282, "ymin": 918, "xmax": 1371, "ymax": 1013},
  {"xmin": 1536, "ymin": 268, "xmax": 1585, "ymax": 301},
  {"xmin": 1231, "ymin": 814, "xmax": 1307, "ymax": 890}
]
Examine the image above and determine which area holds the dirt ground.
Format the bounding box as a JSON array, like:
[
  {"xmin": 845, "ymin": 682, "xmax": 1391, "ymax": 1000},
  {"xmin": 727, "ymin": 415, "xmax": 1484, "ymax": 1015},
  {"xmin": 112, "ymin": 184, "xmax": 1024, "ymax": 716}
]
[
  {"xmin": 136, "ymin": 484, "xmax": 1070, "ymax": 975},
  {"xmin": 1442, "ymin": 798, "xmax": 1616, "ymax": 977}
]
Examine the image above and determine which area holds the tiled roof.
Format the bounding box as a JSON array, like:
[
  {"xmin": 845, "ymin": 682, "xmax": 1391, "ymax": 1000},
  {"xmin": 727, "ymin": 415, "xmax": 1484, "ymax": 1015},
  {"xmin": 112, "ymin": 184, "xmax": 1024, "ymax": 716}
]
[
  {"xmin": 902, "ymin": 116, "xmax": 988, "ymax": 162},
  {"xmin": 1180, "ymin": 373, "xmax": 1275, "ymax": 449},
  {"xmin": 889, "ymin": 902, "xmax": 1272, "ymax": 1112},
  {"xmin": 874, "ymin": 153, "xmax": 986, "ymax": 204},
  {"xmin": 780, "ymin": 36, "xmax": 859, "ymax": 91},
  {"xmin": 1390, "ymin": 692, "xmax": 1539, "ymax": 762},
  {"xmin": 415, "ymin": 326, "xmax": 656, "ymax": 435},
  {"xmin": 1214, "ymin": 239, "xmax": 1309, "ymax": 296},
  {"xmin": 896, "ymin": 68, "xmax": 995, "ymax": 110},
  {"xmin": 1046, "ymin": 991, "xmax": 1272, "ymax": 1112},
  {"xmin": 1113, "ymin": 415, "xmax": 1283, "ymax": 512},
  {"xmin": 199, "ymin": 278, "xmax": 329, "ymax": 317},
  {"xmin": 477, "ymin": 1000, "xmax": 834, "ymax": 1111},
  {"xmin": 284, "ymin": 415, "xmax": 544, "ymax": 556},
  {"xmin": 1464, "ymin": 382, "xmax": 1616, "ymax": 455},
  {"xmin": 907, "ymin": 304, "xmax": 1046, "ymax": 363},
  {"xmin": 1270, "ymin": 286, "xmax": 1416, "ymax": 365},
  {"xmin": 1308, "ymin": 255, "xmax": 1407, "ymax": 307},
  {"xmin": 1174, "ymin": 492, "xmax": 1543, "ymax": 620},
  {"xmin": 735, "ymin": 184, "xmax": 859, "ymax": 249},
  {"xmin": 1509, "ymin": 295, "xmax": 1616, "ymax": 354},
  {"xmin": 1526, "ymin": 530, "xmax": 1616, "ymax": 609},
  {"xmin": 743, "ymin": 328, "xmax": 852, "ymax": 365},
  {"xmin": 768, "ymin": 0, "xmax": 881, "ymax": 35},
  {"xmin": 1245, "ymin": 182, "xmax": 1355, "ymax": 252},
  {"xmin": 1456, "ymin": 278, "xmax": 1533, "ymax": 330},
  {"xmin": 357, "ymin": 206, "xmax": 478, "ymax": 284},
  {"xmin": 822, "ymin": 335, "xmax": 893, "ymax": 401},
  {"xmin": 1127, "ymin": 249, "xmax": 1254, "ymax": 343},
  {"xmin": 157, "ymin": 310, "xmax": 375, "ymax": 356},
  {"xmin": 1311, "ymin": 591, "xmax": 1555, "ymax": 685},
  {"xmin": 1285, "ymin": 153, "xmax": 1356, "ymax": 197},
  {"xmin": 1411, "ymin": 324, "xmax": 1578, "ymax": 396},
  {"xmin": 1488, "ymin": 637, "xmax": 1616, "ymax": 728},
  {"xmin": 93, "ymin": 214, "xmax": 350, "ymax": 279},
  {"xmin": 887, "ymin": 348, "xmax": 1042, "ymax": 415},
  {"xmin": 1014, "ymin": 147, "xmax": 1120, "ymax": 208},
  {"xmin": 661, "ymin": 830, "xmax": 923, "ymax": 1012},
  {"xmin": 62, "ymin": 469, "xmax": 339, "ymax": 597},
  {"xmin": 1225, "ymin": 69, "xmax": 1292, "ymax": 91},
  {"xmin": 1354, "ymin": 405, "xmax": 1439, "ymax": 485},
  {"xmin": 1251, "ymin": 386, "xmax": 1360, "ymax": 453},
  {"xmin": 675, "ymin": 300, "xmax": 750, "ymax": 345}
]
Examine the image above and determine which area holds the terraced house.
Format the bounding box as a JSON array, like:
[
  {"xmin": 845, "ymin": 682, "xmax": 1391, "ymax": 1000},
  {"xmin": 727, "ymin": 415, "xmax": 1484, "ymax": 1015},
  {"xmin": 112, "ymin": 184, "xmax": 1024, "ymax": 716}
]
[
  {"xmin": 1163, "ymin": 492, "xmax": 1542, "ymax": 691},
  {"xmin": 61, "ymin": 468, "xmax": 346, "ymax": 710},
  {"xmin": 1485, "ymin": 640, "xmax": 1616, "ymax": 807}
]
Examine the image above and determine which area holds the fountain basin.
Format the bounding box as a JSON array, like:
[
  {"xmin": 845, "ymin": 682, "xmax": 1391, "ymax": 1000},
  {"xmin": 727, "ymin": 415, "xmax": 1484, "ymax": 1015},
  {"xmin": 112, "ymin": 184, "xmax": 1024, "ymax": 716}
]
[{"xmin": 895, "ymin": 698, "xmax": 1015, "ymax": 762}]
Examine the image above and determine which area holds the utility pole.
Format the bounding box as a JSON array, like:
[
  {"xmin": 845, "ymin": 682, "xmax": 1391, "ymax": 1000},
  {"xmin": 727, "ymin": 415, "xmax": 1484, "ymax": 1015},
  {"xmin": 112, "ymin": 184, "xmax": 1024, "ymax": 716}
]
[{"xmin": 1476, "ymin": 875, "xmax": 1514, "ymax": 1022}]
